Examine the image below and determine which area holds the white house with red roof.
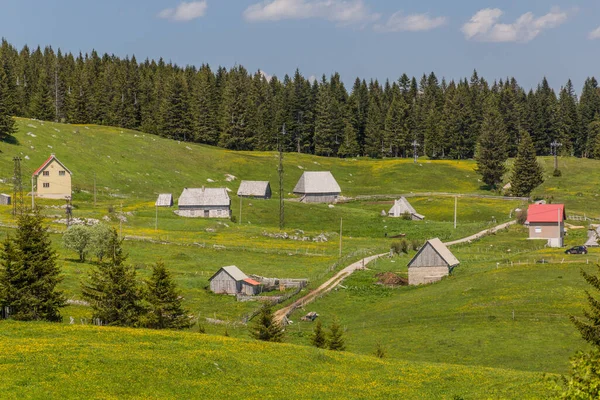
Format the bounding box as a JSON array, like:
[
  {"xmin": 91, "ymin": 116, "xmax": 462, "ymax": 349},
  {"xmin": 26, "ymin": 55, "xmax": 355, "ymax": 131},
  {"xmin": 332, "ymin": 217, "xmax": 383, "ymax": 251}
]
[
  {"xmin": 526, "ymin": 203, "xmax": 566, "ymax": 247},
  {"xmin": 32, "ymin": 154, "xmax": 72, "ymax": 199}
]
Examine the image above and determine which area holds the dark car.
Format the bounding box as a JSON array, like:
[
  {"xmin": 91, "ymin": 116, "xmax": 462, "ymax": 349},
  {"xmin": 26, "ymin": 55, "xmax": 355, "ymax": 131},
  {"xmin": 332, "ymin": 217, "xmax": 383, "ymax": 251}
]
[{"xmin": 565, "ymin": 246, "xmax": 588, "ymax": 255}]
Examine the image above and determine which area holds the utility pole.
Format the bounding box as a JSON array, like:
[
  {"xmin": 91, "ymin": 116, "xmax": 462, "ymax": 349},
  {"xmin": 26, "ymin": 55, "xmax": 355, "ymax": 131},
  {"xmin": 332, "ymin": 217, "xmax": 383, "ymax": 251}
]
[
  {"xmin": 412, "ymin": 140, "xmax": 420, "ymax": 164},
  {"xmin": 12, "ymin": 157, "xmax": 24, "ymax": 216},
  {"xmin": 278, "ymin": 124, "xmax": 286, "ymax": 230},
  {"xmin": 339, "ymin": 217, "xmax": 343, "ymax": 258},
  {"xmin": 550, "ymin": 140, "xmax": 562, "ymax": 171},
  {"xmin": 55, "ymin": 68, "xmax": 59, "ymax": 122},
  {"xmin": 65, "ymin": 197, "xmax": 73, "ymax": 228},
  {"xmin": 454, "ymin": 196, "xmax": 458, "ymax": 229},
  {"xmin": 155, "ymin": 204, "xmax": 158, "ymax": 232},
  {"xmin": 239, "ymin": 195, "xmax": 242, "ymax": 225},
  {"xmin": 120, "ymin": 202, "xmax": 123, "ymax": 238},
  {"xmin": 93, "ymin": 172, "xmax": 96, "ymax": 208},
  {"xmin": 31, "ymin": 175, "xmax": 35, "ymax": 210}
]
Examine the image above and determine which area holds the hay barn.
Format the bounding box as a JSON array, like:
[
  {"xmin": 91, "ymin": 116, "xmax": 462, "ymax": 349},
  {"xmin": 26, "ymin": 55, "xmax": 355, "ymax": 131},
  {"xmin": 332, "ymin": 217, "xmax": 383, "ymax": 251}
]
[
  {"xmin": 388, "ymin": 197, "xmax": 424, "ymax": 220},
  {"xmin": 408, "ymin": 238, "xmax": 459, "ymax": 285},
  {"xmin": 293, "ymin": 171, "xmax": 341, "ymax": 203},
  {"xmin": 237, "ymin": 181, "xmax": 271, "ymax": 199},
  {"xmin": 209, "ymin": 266, "xmax": 260, "ymax": 295},
  {"xmin": 176, "ymin": 187, "xmax": 231, "ymax": 218}
]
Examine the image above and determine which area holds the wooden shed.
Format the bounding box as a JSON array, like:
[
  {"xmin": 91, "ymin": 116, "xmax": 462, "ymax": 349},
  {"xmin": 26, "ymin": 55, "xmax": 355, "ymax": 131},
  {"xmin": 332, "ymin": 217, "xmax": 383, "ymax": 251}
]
[
  {"xmin": 237, "ymin": 181, "xmax": 271, "ymax": 199},
  {"xmin": 155, "ymin": 193, "xmax": 173, "ymax": 207},
  {"xmin": 293, "ymin": 171, "xmax": 341, "ymax": 203},
  {"xmin": 388, "ymin": 197, "xmax": 424, "ymax": 220},
  {"xmin": 176, "ymin": 187, "xmax": 231, "ymax": 218},
  {"xmin": 0, "ymin": 194, "xmax": 11, "ymax": 205},
  {"xmin": 526, "ymin": 204, "xmax": 565, "ymax": 248},
  {"xmin": 408, "ymin": 238, "xmax": 459, "ymax": 285},
  {"xmin": 209, "ymin": 266, "xmax": 261, "ymax": 295}
]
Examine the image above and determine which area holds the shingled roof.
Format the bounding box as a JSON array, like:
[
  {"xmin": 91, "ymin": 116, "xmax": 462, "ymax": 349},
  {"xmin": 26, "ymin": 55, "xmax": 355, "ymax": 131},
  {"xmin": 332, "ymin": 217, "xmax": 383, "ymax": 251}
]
[
  {"xmin": 178, "ymin": 187, "xmax": 230, "ymax": 207},
  {"xmin": 388, "ymin": 197, "xmax": 424, "ymax": 220},
  {"xmin": 237, "ymin": 181, "xmax": 270, "ymax": 197},
  {"xmin": 155, "ymin": 193, "xmax": 173, "ymax": 207},
  {"xmin": 209, "ymin": 265, "xmax": 249, "ymax": 282},
  {"xmin": 293, "ymin": 171, "xmax": 341, "ymax": 194},
  {"xmin": 408, "ymin": 238, "xmax": 460, "ymax": 268}
]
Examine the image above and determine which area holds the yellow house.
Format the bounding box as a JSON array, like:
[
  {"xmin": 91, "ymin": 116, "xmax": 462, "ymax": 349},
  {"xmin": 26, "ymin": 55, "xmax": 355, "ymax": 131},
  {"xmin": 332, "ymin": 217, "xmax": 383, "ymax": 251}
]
[{"xmin": 32, "ymin": 154, "xmax": 72, "ymax": 199}]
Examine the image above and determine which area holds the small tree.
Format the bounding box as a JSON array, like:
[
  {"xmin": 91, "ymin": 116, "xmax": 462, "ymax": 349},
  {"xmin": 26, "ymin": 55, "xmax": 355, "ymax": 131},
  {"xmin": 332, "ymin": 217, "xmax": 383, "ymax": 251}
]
[
  {"xmin": 0, "ymin": 211, "xmax": 65, "ymax": 321},
  {"xmin": 62, "ymin": 225, "xmax": 92, "ymax": 262},
  {"xmin": 510, "ymin": 131, "xmax": 544, "ymax": 197},
  {"xmin": 144, "ymin": 262, "xmax": 191, "ymax": 330},
  {"xmin": 311, "ymin": 319, "xmax": 327, "ymax": 348},
  {"xmin": 328, "ymin": 317, "xmax": 346, "ymax": 351},
  {"xmin": 571, "ymin": 266, "xmax": 600, "ymax": 346},
  {"xmin": 374, "ymin": 342, "xmax": 387, "ymax": 359},
  {"xmin": 89, "ymin": 224, "xmax": 116, "ymax": 262},
  {"xmin": 249, "ymin": 303, "xmax": 284, "ymax": 342}
]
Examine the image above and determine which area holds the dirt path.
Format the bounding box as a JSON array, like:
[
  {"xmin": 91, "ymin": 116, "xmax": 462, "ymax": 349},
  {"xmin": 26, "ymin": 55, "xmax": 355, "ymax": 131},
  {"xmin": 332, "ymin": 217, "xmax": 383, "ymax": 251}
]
[
  {"xmin": 273, "ymin": 253, "xmax": 386, "ymax": 323},
  {"xmin": 273, "ymin": 220, "xmax": 518, "ymax": 323},
  {"xmin": 444, "ymin": 220, "xmax": 517, "ymax": 246}
]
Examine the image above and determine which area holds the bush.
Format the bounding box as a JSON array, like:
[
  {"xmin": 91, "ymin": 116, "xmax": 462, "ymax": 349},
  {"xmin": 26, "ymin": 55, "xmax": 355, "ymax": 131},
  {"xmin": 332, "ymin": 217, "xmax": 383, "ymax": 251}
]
[
  {"xmin": 374, "ymin": 342, "xmax": 386, "ymax": 359},
  {"xmin": 553, "ymin": 169, "xmax": 562, "ymax": 177},
  {"xmin": 516, "ymin": 209, "xmax": 528, "ymax": 225},
  {"xmin": 411, "ymin": 240, "xmax": 420, "ymax": 251},
  {"xmin": 230, "ymin": 215, "xmax": 237, "ymax": 223},
  {"xmin": 401, "ymin": 211, "xmax": 412, "ymax": 220},
  {"xmin": 400, "ymin": 239, "xmax": 409, "ymax": 254},
  {"xmin": 390, "ymin": 242, "xmax": 401, "ymax": 255}
]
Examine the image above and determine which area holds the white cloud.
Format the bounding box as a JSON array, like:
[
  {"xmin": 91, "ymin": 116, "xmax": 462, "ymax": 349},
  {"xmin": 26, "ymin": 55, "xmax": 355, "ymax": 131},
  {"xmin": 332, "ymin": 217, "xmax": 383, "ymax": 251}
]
[
  {"xmin": 158, "ymin": 1, "xmax": 208, "ymax": 22},
  {"xmin": 589, "ymin": 26, "xmax": 600, "ymax": 40},
  {"xmin": 243, "ymin": 0, "xmax": 380, "ymax": 25},
  {"xmin": 462, "ymin": 7, "xmax": 568, "ymax": 43},
  {"xmin": 374, "ymin": 11, "xmax": 446, "ymax": 32}
]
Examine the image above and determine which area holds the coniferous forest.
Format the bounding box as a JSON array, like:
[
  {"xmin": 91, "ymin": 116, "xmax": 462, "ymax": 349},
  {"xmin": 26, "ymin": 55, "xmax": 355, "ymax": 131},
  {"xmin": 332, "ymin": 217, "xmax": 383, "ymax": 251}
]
[{"xmin": 1, "ymin": 38, "xmax": 600, "ymax": 159}]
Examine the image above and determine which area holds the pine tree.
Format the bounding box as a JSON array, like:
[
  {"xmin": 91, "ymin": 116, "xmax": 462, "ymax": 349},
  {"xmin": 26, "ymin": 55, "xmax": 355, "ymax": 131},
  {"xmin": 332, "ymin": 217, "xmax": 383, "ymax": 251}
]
[
  {"xmin": 30, "ymin": 67, "xmax": 55, "ymax": 121},
  {"xmin": 0, "ymin": 64, "xmax": 16, "ymax": 139},
  {"xmin": 588, "ymin": 114, "xmax": 600, "ymax": 159},
  {"xmin": 144, "ymin": 262, "xmax": 191, "ymax": 330},
  {"xmin": 249, "ymin": 304, "xmax": 284, "ymax": 342},
  {"xmin": 475, "ymin": 96, "xmax": 509, "ymax": 189},
  {"xmin": 81, "ymin": 229, "xmax": 142, "ymax": 326},
  {"xmin": 509, "ymin": 131, "xmax": 544, "ymax": 197},
  {"xmin": 328, "ymin": 317, "xmax": 346, "ymax": 351},
  {"xmin": 310, "ymin": 319, "xmax": 327, "ymax": 348},
  {"xmin": 337, "ymin": 118, "xmax": 359, "ymax": 158},
  {"xmin": 571, "ymin": 265, "xmax": 600, "ymax": 347},
  {"xmin": 0, "ymin": 211, "xmax": 65, "ymax": 321},
  {"xmin": 384, "ymin": 95, "xmax": 409, "ymax": 157},
  {"xmin": 159, "ymin": 73, "xmax": 193, "ymax": 142},
  {"xmin": 363, "ymin": 94, "xmax": 384, "ymax": 157}
]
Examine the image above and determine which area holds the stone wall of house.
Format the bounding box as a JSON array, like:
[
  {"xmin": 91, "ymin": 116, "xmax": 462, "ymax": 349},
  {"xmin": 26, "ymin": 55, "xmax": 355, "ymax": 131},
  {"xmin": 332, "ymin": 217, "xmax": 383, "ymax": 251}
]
[{"xmin": 408, "ymin": 266, "xmax": 449, "ymax": 285}]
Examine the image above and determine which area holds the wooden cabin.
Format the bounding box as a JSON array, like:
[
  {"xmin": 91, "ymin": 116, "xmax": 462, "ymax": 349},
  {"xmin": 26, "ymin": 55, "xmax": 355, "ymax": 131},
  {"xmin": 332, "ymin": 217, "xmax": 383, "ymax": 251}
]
[
  {"xmin": 408, "ymin": 238, "xmax": 459, "ymax": 285},
  {"xmin": 293, "ymin": 171, "xmax": 341, "ymax": 203}
]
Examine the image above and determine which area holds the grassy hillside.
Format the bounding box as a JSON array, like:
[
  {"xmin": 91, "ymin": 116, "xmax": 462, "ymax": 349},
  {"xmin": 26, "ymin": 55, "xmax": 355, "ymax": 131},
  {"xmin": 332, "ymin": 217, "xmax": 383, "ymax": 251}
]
[{"xmin": 0, "ymin": 321, "xmax": 552, "ymax": 399}]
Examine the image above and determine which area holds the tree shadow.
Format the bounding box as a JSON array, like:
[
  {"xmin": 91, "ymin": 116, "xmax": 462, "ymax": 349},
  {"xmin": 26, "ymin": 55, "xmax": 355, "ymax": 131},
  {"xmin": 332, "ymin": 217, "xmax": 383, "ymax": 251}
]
[{"xmin": 2, "ymin": 136, "xmax": 20, "ymax": 146}]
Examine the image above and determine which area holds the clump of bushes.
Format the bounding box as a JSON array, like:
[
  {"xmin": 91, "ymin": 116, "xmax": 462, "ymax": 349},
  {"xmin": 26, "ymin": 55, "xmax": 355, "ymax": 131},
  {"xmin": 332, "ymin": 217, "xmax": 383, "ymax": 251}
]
[
  {"xmin": 411, "ymin": 239, "xmax": 420, "ymax": 251},
  {"xmin": 390, "ymin": 240, "xmax": 409, "ymax": 255},
  {"xmin": 401, "ymin": 211, "xmax": 412, "ymax": 220}
]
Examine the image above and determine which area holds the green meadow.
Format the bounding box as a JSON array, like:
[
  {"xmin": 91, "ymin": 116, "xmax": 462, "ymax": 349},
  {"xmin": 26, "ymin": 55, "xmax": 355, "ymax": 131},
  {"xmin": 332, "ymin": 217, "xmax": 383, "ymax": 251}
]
[{"xmin": 0, "ymin": 118, "xmax": 596, "ymax": 398}]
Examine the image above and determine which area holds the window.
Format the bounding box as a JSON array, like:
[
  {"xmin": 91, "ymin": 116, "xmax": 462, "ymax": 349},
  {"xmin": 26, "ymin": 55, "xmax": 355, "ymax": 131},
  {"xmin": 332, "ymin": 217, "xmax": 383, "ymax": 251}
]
[
  {"xmin": 43, "ymin": 183, "xmax": 50, "ymax": 188},
  {"xmin": 43, "ymin": 171, "xmax": 50, "ymax": 176},
  {"xmin": 59, "ymin": 171, "xmax": 66, "ymax": 176},
  {"xmin": 535, "ymin": 227, "xmax": 542, "ymax": 233}
]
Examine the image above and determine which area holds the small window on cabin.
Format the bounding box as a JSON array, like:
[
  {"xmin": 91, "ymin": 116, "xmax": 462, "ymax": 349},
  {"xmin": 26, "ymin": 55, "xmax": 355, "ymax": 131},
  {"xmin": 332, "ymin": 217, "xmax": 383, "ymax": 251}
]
[
  {"xmin": 535, "ymin": 227, "xmax": 542, "ymax": 233},
  {"xmin": 43, "ymin": 171, "xmax": 50, "ymax": 176},
  {"xmin": 43, "ymin": 183, "xmax": 50, "ymax": 188},
  {"xmin": 59, "ymin": 171, "xmax": 66, "ymax": 176}
]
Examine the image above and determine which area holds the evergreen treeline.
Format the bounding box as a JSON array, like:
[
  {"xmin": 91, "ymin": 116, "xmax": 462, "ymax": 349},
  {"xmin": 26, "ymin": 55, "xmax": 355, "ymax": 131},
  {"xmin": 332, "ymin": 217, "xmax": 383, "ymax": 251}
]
[{"xmin": 2, "ymin": 39, "xmax": 600, "ymax": 158}]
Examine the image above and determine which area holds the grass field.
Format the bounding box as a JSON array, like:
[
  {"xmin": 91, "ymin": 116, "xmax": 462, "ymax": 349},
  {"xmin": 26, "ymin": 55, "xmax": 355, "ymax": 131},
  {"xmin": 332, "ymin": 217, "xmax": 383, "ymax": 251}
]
[
  {"xmin": 0, "ymin": 118, "xmax": 596, "ymax": 398},
  {"xmin": 0, "ymin": 321, "xmax": 553, "ymax": 399}
]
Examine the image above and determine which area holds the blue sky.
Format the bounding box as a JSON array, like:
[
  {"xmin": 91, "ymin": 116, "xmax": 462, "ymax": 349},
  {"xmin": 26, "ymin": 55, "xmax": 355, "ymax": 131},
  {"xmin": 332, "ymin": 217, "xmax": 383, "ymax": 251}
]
[{"xmin": 1, "ymin": 0, "xmax": 599, "ymax": 92}]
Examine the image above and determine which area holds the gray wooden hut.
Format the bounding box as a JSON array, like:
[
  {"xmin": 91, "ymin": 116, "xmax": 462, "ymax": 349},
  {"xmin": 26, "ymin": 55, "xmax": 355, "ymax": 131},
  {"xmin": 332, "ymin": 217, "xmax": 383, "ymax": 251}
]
[
  {"xmin": 176, "ymin": 187, "xmax": 231, "ymax": 218},
  {"xmin": 408, "ymin": 238, "xmax": 459, "ymax": 285},
  {"xmin": 237, "ymin": 181, "xmax": 271, "ymax": 199},
  {"xmin": 0, "ymin": 194, "xmax": 11, "ymax": 205},
  {"xmin": 209, "ymin": 265, "xmax": 260, "ymax": 295},
  {"xmin": 155, "ymin": 193, "xmax": 173, "ymax": 207},
  {"xmin": 388, "ymin": 197, "xmax": 424, "ymax": 220},
  {"xmin": 293, "ymin": 171, "xmax": 341, "ymax": 203}
]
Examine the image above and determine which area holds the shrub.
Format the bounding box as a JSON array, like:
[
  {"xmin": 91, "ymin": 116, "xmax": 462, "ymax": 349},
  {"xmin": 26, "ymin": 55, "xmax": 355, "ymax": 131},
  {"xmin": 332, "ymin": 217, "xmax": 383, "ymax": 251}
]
[
  {"xmin": 553, "ymin": 169, "xmax": 562, "ymax": 177},
  {"xmin": 400, "ymin": 239, "xmax": 409, "ymax": 254},
  {"xmin": 516, "ymin": 209, "xmax": 528, "ymax": 225},
  {"xmin": 401, "ymin": 211, "xmax": 412, "ymax": 220},
  {"xmin": 374, "ymin": 342, "xmax": 386, "ymax": 359},
  {"xmin": 311, "ymin": 320, "xmax": 326, "ymax": 348},
  {"xmin": 390, "ymin": 242, "xmax": 401, "ymax": 255},
  {"xmin": 230, "ymin": 215, "xmax": 237, "ymax": 223},
  {"xmin": 411, "ymin": 240, "xmax": 420, "ymax": 251},
  {"xmin": 328, "ymin": 317, "xmax": 346, "ymax": 351}
]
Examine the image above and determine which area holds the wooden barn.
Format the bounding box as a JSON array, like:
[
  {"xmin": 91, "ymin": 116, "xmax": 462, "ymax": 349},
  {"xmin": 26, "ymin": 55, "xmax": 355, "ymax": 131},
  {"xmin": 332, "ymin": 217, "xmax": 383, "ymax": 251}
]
[
  {"xmin": 293, "ymin": 171, "xmax": 341, "ymax": 203},
  {"xmin": 388, "ymin": 197, "xmax": 424, "ymax": 220},
  {"xmin": 209, "ymin": 266, "xmax": 261, "ymax": 295},
  {"xmin": 155, "ymin": 193, "xmax": 173, "ymax": 207},
  {"xmin": 526, "ymin": 203, "xmax": 565, "ymax": 248},
  {"xmin": 0, "ymin": 194, "xmax": 10, "ymax": 205},
  {"xmin": 408, "ymin": 238, "xmax": 459, "ymax": 285},
  {"xmin": 176, "ymin": 187, "xmax": 231, "ymax": 218},
  {"xmin": 237, "ymin": 181, "xmax": 271, "ymax": 199},
  {"xmin": 32, "ymin": 154, "xmax": 72, "ymax": 199}
]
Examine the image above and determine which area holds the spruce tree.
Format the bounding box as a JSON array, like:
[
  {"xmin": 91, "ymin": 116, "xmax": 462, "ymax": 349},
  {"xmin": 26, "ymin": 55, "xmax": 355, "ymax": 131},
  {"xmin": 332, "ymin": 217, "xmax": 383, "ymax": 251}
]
[
  {"xmin": 509, "ymin": 131, "xmax": 544, "ymax": 197},
  {"xmin": 475, "ymin": 96, "xmax": 509, "ymax": 189},
  {"xmin": 310, "ymin": 319, "xmax": 327, "ymax": 348},
  {"xmin": 328, "ymin": 317, "xmax": 346, "ymax": 351},
  {"xmin": 81, "ymin": 229, "xmax": 142, "ymax": 326},
  {"xmin": 588, "ymin": 114, "xmax": 600, "ymax": 158},
  {"xmin": 571, "ymin": 265, "xmax": 600, "ymax": 346},
  {"xmin": 144, "ymin": 262, "xmax": 191, "ymax": 330},
  {"xmin": 159, "ymin": 74, "xmax": 193, "ymax": 142},
  {"xmin": 337, "ymin": 119, "xmax": 359, "ymax": 158},
  {"xmin": 0, "ymin": 211, "xmax": 65, "ymax": 321},
  {"xmin": 0, "ymin": 63, "xmax": 16, "ymax": 139},
  {"xmin": 249, "ymin": 303, "xmax": 284, "ymax": 342}
]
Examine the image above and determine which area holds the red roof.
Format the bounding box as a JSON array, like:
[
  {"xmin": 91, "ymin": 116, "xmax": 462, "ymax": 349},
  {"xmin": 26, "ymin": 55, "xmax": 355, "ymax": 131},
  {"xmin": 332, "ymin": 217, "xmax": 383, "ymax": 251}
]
[
  {"xmin": 243, "ymin": 278, "xmax": 260, "ymax": 286},
  {"xmin": 526, "ymin": 204, "xmax": 566, "ymax": 223},
  {"xmin": 32, "ymin": 154, "xmax": 72, "ymax": 177}
]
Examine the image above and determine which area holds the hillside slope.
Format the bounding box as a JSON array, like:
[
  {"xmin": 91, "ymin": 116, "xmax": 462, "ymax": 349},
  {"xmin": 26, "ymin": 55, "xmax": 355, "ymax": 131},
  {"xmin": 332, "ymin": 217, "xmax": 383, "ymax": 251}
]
[{"xmin": 0, "ymin": 321, "xmax": 551, "ymax": 399}]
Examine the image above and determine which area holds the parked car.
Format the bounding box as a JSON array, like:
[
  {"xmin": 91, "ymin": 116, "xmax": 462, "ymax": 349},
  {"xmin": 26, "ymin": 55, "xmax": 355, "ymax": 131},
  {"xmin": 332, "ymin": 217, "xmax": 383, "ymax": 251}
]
[{"xmin": 565, "ymin": 246, "xmax": 588, "ymax": 255}]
